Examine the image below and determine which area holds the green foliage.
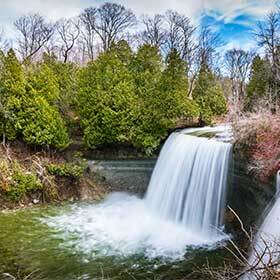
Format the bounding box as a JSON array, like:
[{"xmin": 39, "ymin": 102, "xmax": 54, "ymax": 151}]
[
  {"xmin": 16, "ymin": 93, "xmax": 70, "ymax": 149},
  {"xmin": 0, "ymin": 159, "xmax": 42, "ymax": 201},
  {"xmin": 0, "ymin": 49, "xmax": 25, "ymax": 97},
  {"xmin": 42, "ymin": 53, "xmax": 79, "ymax": 127},
  {"xmin": 27, "ymin": 62, "xmax": 60, "ymax": 104},
  {"xmin": 0, "ymin": 49, "xmax": 70, "ymax": 149},
  {"xmin": 78, "ymin": 41, "xmax": 137, "ymax": 148},
  {"xmin": 129, "ymin": 44, "xmax": 165, "ymax": 152},
  {"xmin": 0, "ymin": 49, "xmax": 26, "ymax": 139},
  {"xmin": 0, "ymin": 44, "xmax": 228, "ymax": 155},
  {"xmin": 160, "ymin": 49, "xmax": 199, "ymax": 119},
  {"xmin": 77, "ymin": 44, "xmax": 199, "ymax": 153},
  {"xmin": 193, "ymin": 63, "xmax": 227, "ymax": 124},
  {"xmin": 47, "ymin": 162, "xmax": 86, "ymax": 178},
  {"xmin": 245, "ymin": 56, "xmax": 272, "ymax": 110}
]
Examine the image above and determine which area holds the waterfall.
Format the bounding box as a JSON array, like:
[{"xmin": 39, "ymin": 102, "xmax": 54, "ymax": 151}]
[
  {"xmin": 44, "ymin": 127, "xmax": 233, "ymax": 259},
  {"xmin": 145, "ymin": 132, "xmax": 232, "ymax": 238},
  {"xmin": 244, "ymin": 171, "xmax": 280, "ymax": 280}
]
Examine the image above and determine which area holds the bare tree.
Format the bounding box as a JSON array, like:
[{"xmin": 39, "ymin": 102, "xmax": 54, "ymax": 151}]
[
  {"xmin": 57, "ymin": 18, "xmax": 80, "ymax": 63},
  {"xmin": 255, "ymin": 12, "xmax": 280, "ymax": 79},
  {"xmin": 165, "ymin": 10, "xmax": 181, "ymax": 51},
  {"xmin": 224, "ymin": 49, "xmax": 253, "ymax": 108},
  {"xmin": 14, "ymin": 13, "xmax": 55, "ymax": 61},
  {"xmin": 163, "ymin": 11, "xmax": 197, "ymax": 96},
  {"xmin": 80, "ymin": 7, "xmax": 97, "ymax": 61},
  {"xmin": 198, "ymin": 25, "xmax": 222, "ymax": 68},
  {"xmin": 165, "ymin": 11, "xmax": 196, "ymax": 68},
  {"xmin": 177, "ymin": 15, "xmax": 197, "ymax": 72},
  {"xmin": 200, "ymin": 207, "xmax": 280, "ymax": 280},
  {"xmin": 255, "ymin": 11, "xmax": 280, "ymax": 108},
  {"xmin": 80, "ymin": 3, "xmax": 136, "ymax": 52},
  {"xmin": 97, "ymin": 2, "xmax": 136, "ymax": 50},
  {"xmin": 140, "ymin": 14, "xmax": 166, "ymax": 48}
]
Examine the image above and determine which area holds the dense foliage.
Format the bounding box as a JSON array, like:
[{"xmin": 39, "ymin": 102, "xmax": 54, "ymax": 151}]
[
  {"xmin": 77, "ymin": 44, "xmax": 202, "ymax": 152},
  {"xmin": 77, "ymin": 41, "xmax": 137, "ymax": 148},
  {"xmin": 193, "ymin": 63, "xmax": 227, "ymax": 125},
  {"xmin": 0, "ymin": 50, "xmax": 70, "ymax": 149},
  {"xmin": 0, "ymin": 41, "xmax": 228, "ymax": 154}
]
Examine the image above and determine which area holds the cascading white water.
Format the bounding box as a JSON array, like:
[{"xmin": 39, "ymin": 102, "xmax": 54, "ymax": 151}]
[
  {"xmin": 244, "ymin": 171, "xmax": 280, "ymax": 279},
  {"xmin": 145, "ymin": 132, "xmax": 232, "ymax": 238},
  {"xmin": 43, "ymin": 127, "xmax": 232, "ymax": 259}
]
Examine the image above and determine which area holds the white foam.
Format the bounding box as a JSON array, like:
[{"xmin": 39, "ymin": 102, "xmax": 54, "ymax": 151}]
[{"xmin": 43, "ymin": 193, "xmax": 227, "ymax": 260}]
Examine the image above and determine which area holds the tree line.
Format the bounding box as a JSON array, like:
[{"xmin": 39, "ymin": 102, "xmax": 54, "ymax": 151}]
[
  {"xmin": 0, "ymin": 2, "xmax": 279, "ymax": 153},
  {"xmin": 0, "ymin": 40, "xmax": 226, "ymax": 153}
]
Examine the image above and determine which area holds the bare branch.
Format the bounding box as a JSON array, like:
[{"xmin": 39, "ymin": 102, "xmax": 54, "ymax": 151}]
[
  {"xmin": 80, "ymin": 3, "xmax": 136, "ymax": 52},
  {"xmin": 57, "ymin": 18, "xmax": 80, "ymax": 63},
  {"xmin": 198, "ymin": 25, "xmax": 222, "ymax": 67},
  {"xmin": 140, "ymin": 14, "xmax": 166, "ymax": 48},
  {"xmin": 14, "ymin": 13, "xmax": 55, "ymax": 61}
]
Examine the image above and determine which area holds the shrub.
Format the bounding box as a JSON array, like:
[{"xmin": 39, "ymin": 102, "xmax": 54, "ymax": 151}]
[
  {"xmin": 46, "ymin": 162, "xmax": 86, "ymax": 178},
  {"xmin": 0, "ymin": 159, "xmax": 42, "ymax": 201}
]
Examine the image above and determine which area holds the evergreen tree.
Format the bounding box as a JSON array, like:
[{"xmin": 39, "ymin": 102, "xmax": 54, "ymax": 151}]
[
  {"xmin": 27, "ymin": 62, "xmax": 60, "ymax": 104},
  {"xmin": 77, "ymin": 41, "xmax": 137, "ymax": 148},
  {"xmin": 160, "ymin": 49, "xmax": 199, "ymax": 120},
  {"xmin": 0, "ymin": 49, "xmax": 69, "ymax": 149},
  {"xmin": 18, "ymin": 91, "xmax": 70, "ymax": 149},
  {"xmin": 42, "ymin": 53, "xmax": 79, "ymax": 124},
  {"xmin": 0, "ymin": 49, "xmax": 26, "ymax": 140},
  {"xmin": 193, "ymin": 63, "xmax": 227, "ymax": 125},
  {"xmin": 110, "ymin": 40, "xmax": 133, "ymax": 66},
  {"xmin": 245, "ymin": 55, "xmax": 271, "ymax": 110},
  {"xmin": 130, "ymin": 44, "xmax": 165, "ymax": 153}
]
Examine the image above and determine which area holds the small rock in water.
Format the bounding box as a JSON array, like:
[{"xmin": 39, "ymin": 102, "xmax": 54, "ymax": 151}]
[{"xmin": 33, "ymin": 199, "xmax": 39, "ymax": 204}]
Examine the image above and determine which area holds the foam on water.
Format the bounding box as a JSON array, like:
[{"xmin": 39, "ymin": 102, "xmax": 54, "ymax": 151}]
[{"xmin": 43, "ymin": 193, "xmax": 227, "ymax": 260}]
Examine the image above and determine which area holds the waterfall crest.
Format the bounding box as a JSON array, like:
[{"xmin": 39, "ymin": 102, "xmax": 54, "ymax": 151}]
[{"xmin": 145, "ymin": 132, "xmax": 232, "ymax": 238}]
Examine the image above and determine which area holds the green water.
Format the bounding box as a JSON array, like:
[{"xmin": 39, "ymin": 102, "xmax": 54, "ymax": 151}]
[
  {"xmin": 0, "ymin": 203, "xmax": 232, "ymax": 280},
  {"xmin": 0, "ymin": 157, "xmax": 275, "ymax": 280}
]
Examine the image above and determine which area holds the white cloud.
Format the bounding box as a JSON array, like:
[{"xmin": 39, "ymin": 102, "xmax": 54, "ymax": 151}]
[
  {"xmin": 117, "ymin": 0, "xmax": 277, "ymax": 24},
  {"xmin": 0, "ymin": 0, "xmax": 278, "ymax": 26},
  {"xmin": 0, "ymin": 0, "xmax": 88, "ymax": 22},
  {"xmin": 222, "ymin": 39, "xmax": 256, "ymax": 52},
  {"xmin": 0, "ymin": 0, "xmax": 278, "ymax": 48}
]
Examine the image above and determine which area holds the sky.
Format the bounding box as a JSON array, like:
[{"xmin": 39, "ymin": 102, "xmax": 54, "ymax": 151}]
[{"xmin": 0, "ymin": 0, "xmax": 279, "ymax": 51}]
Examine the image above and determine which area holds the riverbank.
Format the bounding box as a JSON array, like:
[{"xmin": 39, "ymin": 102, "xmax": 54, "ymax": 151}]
[{"xmin": 0, "ymin": 141, "xmax": 114, "ymax": 210}]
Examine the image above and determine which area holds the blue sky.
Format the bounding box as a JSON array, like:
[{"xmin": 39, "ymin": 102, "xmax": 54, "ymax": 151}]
[
  {"xmin": 0, "ymin": 0, "xmax": 279, "ymax": 51},
  {"xmin": 201, "ymin": 11, "xmax": 258, "ymax": 51}
]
